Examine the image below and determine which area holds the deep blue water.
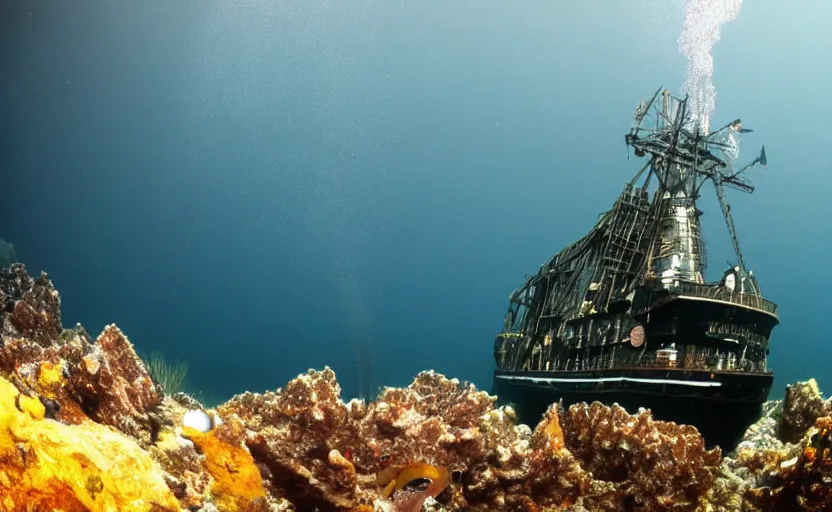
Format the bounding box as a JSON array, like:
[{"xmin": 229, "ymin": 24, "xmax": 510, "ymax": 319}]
[{"xmin": 1, "ymin": 1, "xmax": 830, "ymax": 407}]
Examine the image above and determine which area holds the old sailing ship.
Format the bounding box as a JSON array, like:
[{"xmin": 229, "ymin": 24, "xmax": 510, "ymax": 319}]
[{"xmin": 492, "ymin": 88, "xmax": 777, "ymax": 450}]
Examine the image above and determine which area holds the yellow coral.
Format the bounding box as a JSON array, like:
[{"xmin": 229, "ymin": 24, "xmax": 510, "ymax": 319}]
[
  {"xmin": 17, "ymin": 392, "xmax": 46, "ymax": 420},
  {"xmin": 0, "ymin": 376, "xmax": 180, "ymax": 512},
  {"xmin": 183, "ymin": 423, "xmax": 266, "ymax": 512},
  {"xmin": 38, "ymin": 359, "xmax": 63, "ymax": 391}
]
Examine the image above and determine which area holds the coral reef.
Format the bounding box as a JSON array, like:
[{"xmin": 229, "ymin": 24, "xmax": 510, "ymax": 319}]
[
  {"xmin": 778, "ymin": 379, "xmax": 831, "ymax": 443},
  {"xmin": 723, "ymin": 378, "xmax": 832, "ymax": 511},
  {"xmin": 0, "ymin": 262, "xmax": 831, "ymax": 511},
  {"xmin": 561, "ymin": 401, "xmax": 722, "ymax": 510}
]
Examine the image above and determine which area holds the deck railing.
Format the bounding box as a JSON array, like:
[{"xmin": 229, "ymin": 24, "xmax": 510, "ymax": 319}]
[{"xmin": 671, "ymin": 281, "xmax": 778, "ymax": 316}]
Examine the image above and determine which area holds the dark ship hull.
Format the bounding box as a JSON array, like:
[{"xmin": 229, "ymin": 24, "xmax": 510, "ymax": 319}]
[
  {"xmin": 492, "ymin": 88, "xmax": 777, "ymax": 451},
  {"xmin": 494, "ymin": 293, "xmax": 778, "ymax": 449},
  {"xmin": 493, "ymin": 368, "xmax": 772, "ymax": 451}
]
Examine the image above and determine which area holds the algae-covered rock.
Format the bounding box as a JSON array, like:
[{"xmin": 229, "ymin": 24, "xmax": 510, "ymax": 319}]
[{"xmin": 0, "ymin": 375, "xmax": 180, "ymax": 512}]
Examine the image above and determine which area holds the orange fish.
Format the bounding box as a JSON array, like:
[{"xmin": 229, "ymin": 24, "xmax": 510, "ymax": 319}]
[{"xmin": 376, "ymin": 463, "xmax": 450, "ymax": 511}]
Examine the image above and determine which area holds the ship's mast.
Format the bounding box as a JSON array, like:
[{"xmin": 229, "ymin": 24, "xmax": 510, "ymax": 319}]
[{"xmin": 624, "ymin": 88, "xmax": 767, "ymax": 293}]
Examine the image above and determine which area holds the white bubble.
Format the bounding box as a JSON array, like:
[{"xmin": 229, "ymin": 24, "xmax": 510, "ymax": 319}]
[
  {"xmin": 183, "ymin": 409, "xmax": 213, "ymax": 432},
  {"xmin": 678, "ymin": 0, "xmax": 743, "ymax": 133}
]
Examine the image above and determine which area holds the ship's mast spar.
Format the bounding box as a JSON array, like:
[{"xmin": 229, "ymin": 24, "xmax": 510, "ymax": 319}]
[{"xmin": 624, "ymin": 88, "xmax": 768, "ymax": 292}]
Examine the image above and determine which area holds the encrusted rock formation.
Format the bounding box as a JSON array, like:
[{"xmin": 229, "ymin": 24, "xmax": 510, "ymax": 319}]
[
  {"xmin": 0, "ymin": 375, "xmax": 180, "ymax": 512},
  {"xmin": 779, "ymin": 379, "xmax": 831, "ymax": 443},
  {"xmin": 0, "ymin": 263, "xmax": 163, "ymax": 445},
  {"xmin": 0, "ymin": 262, "xmax": 830, "ymax": 511}
]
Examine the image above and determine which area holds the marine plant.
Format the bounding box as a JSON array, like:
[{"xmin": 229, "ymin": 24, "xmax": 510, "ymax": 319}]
[{"xmin": 144, "ymin": 350, "xmax": 189, "ymax": 395}]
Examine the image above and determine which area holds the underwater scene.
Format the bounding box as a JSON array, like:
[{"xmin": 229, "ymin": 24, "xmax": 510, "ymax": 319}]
[{"xmin": 1, "ymin": 0, "xmax": 831, "ymax": 511}]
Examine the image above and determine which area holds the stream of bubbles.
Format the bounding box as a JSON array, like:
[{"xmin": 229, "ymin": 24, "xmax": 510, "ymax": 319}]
[{"xmin": 678, "ymin": 0, "xmax": 743, "ymax": 133}]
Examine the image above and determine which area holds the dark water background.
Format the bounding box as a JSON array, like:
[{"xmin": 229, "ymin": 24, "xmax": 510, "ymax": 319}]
[{"xmin": 1, "ymin": 1, "xmax": 830, "ymax": 407}]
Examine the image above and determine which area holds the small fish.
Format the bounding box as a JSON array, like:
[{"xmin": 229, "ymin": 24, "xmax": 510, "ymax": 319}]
[{"xmin": 377, "ymin": 463, "xmax": 450, "ymax": 511}]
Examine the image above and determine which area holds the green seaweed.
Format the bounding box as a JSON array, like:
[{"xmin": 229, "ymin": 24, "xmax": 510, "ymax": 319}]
[{"xmin": 143, "ymin": 351, "xmax": 189, "ymax": 395}]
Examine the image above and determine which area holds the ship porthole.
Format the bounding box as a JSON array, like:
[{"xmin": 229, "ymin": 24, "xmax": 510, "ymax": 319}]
[{"xmin": 630, "ymin": 325, "xmax": 645, "ymax": 348}]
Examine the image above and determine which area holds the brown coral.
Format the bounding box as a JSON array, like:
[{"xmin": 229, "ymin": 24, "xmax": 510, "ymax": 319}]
[
  {"xmin": 524, "ymin": 405, "xmax": 592, "ymax": 508},
  {"xmin": 744, "ymin": 414, "xmax": 832, "ymax": 511},
  {"xmin": 0, "ymin": 264, "xmax": 63, "ymax": 347},
  {"xmin": 222, "ymin": 368, "xmax": 595, "ymax": 511},
  {"xmin": 561, "ymin": 401, "xmax": 722, "ymax": 510},
  {"xmin": 67, "ymin": 323, "xmax": 163, "ymax": 442},
  {"xmin": 779, "ymin": 379, "xmax": 830, "ymax": 443},
  {"xmin": 221, "ymin": 367, "xmax": 368, "ymax": 509},
  {"xmin": 0, "ymin": 264, "xmax": 164, "ymax": 445}
]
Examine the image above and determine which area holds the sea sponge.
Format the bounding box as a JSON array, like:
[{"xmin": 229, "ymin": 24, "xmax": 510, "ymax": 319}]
[
  {"xmin": 0, "ymin": 375, "xmax": 180, "ymax": 512},
  {"xmin": 182, "ymin": 415, "xmax": 268, "ymax": 512}
]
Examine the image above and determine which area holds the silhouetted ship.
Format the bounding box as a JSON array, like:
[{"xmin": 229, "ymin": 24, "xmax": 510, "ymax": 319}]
[{"xmin": 492, "ymin": 88, "xmax": 777, "ymax": 450}]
